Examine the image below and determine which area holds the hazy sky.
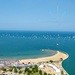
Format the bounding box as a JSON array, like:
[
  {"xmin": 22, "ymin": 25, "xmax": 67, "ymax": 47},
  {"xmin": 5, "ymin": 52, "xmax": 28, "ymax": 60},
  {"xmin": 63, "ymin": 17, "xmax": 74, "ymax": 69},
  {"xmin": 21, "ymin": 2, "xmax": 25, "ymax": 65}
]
[{"xmin": 0, "ymin": 0, "xmax": 75, "ymax": 31}]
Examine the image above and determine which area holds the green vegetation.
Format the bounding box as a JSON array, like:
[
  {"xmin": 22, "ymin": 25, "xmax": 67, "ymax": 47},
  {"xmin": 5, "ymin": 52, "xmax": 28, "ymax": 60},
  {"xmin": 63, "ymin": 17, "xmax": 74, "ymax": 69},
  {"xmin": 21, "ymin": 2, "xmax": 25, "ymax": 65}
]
[
  {"xmin": 60, "ymin": 58, "xmax": 63, "ymax": 61},
  {"xmin": 49, "ymin": 60, "xmax": 53, "ymax": 63},
  {"xmin": 44, "ymin": 72, "xmax": 47, "ymax": 75},
  {"xmin": 14, "ymin": 67, "xmax": 18, "ymax": 73},
  {"xmin": 1, "ymin": 66, "xmax": 45, "ymax": 75},
  {"xmin": 8, "ymin": 68, "xmax": 13, "ymax": 72},
  {"xmin": 39, "ymin": 70, "xmax": 42, "ymax": 75},
  {"xmin": 0, "ymin": 64, "xmax": 62, "ymax": 75},
  {"xmin": 48, "ymin": 74, "xmax": 52, "ymax": 75},
  {"xmin": 61, "ymin": 70, "xmax": 64, "ymax": 74},
  {"xmin": 46, "ymin": 61, "xmax": 49, "ymax": 63},
  {"xmin": 19, "ymin": 70, "xmax": 22, "ymax": 74},
  {"xmin": 17, "ymin": 66, "xmax": 22, "ymax": 70},
  {"xmin": 2, "ymin": 67, "xmax": 7, "ymax": 72}
]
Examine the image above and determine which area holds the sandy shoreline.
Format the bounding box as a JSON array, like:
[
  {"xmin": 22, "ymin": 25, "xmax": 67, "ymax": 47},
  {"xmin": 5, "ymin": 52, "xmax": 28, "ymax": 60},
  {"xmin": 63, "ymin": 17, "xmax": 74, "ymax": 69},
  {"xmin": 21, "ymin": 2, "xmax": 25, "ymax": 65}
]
[
  {"xmin": 19, "ymin": 50, "xmax": 69, "ymax": 75},
  {"xmin": 19, "ymin": 51, "xmax": 68, "ymax": 63}
]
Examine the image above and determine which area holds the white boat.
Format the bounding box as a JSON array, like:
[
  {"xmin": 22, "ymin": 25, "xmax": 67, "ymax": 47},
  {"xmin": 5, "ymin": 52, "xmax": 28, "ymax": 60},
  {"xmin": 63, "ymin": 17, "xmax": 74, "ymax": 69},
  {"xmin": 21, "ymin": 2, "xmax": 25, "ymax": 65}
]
[{"xmin": 56, "ymin": 43, "xmax": 59, "ymax": 46}]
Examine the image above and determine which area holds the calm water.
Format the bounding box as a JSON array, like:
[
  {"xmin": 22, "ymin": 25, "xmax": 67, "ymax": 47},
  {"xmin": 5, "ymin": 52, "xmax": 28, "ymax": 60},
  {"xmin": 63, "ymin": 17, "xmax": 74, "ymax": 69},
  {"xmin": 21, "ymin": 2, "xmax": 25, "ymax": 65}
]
[{"xmin": 0, "ymin": 31, "xmax": 75, "ymax": 75}]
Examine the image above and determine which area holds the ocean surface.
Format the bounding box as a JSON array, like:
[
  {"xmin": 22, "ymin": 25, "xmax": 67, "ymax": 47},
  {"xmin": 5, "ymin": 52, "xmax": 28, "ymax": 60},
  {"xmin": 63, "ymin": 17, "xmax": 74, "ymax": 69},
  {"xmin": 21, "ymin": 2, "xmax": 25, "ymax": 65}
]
[{"xmin": 0, "ymin": 31, "xmax": 75, "ymax": 75}]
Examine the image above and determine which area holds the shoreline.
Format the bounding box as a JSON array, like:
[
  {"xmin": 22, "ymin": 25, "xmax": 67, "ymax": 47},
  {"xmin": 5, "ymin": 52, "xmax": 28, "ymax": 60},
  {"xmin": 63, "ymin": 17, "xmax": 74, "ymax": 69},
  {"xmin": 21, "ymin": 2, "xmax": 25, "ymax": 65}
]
[
  {"xmin": 0, "ymin": 50, "xmax": 69, "ymax": 75},
  {"xmin": 19, "ymin": 51, "xmax": 68, "ymax": 62},
  {"xmin": 19, "ymin": 50, "xmax": 69, "ymax": 75},
  {"xmin": 61, "ymin": 52, "xmax": 69, "ymax": 75}
]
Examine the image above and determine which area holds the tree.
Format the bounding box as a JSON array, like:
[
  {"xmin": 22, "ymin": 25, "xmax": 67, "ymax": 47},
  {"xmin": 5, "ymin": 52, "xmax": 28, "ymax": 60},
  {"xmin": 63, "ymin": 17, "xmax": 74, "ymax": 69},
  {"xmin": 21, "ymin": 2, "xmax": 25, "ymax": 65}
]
[
  {"xmin": 9, "ymin": 66, "xmax": 13, "ymax": 69},
  {"xmin": 30, "ymin": 66, "xmax": 32, "ymax": 68},
  {"xmin": 46, "ymin": 61, "xmax": 49, "ymax": 63},
  {"xmin": 39, "ymin": 70, "xmax": 42, "ymax": 75},
  {"xmin": 2, "ymin": 67, "xmax": 7, "ymax": 72},
  {"xmin": 14, "ymin": 68, "xmax": 18, "ymax": 73},
  {"xmin": 25, "ymin": 67, "xmax": 28, "ymax": 72},
  {"xmin": 28, "ymin": 69, "xmax": 32, "ymax": 74},
  {"xmin": 19, "ymin": 70, "xmax": 22, "ymax": 74},
  {"xmin": 17, "ymin": 66, "xmax": 22, "ymax": 70},
  {"xmin": 32, "ymin": 68, "xmax": 36, "ymax": 73},
  {"xmin": 44, "ymin": 72, "xmax": 47, "ymax": 75},
  {"xmin": 24, "ymin": 68, "xmax": 26, "ymax": 74},
  {"xmin": 60, "ymin": 58, "xmax": 63, "ymax": 61},
  {"xmin": 49, "ymin": 60, "xmax": 53, "ymax": 63},
  {"xmin": 34, "ymin": 65, "xmax": 38, "ymax": 72},
  {"xmin": 61, "ymin": 70, "xmax": 64, "ymax": 74},
  {"xmin": 9, "ymin": 68, "xmax": 13, "ymax": 72},
  {"xmin": 28, "ymin": 72, "xmax": 30, "ymax": 75}
]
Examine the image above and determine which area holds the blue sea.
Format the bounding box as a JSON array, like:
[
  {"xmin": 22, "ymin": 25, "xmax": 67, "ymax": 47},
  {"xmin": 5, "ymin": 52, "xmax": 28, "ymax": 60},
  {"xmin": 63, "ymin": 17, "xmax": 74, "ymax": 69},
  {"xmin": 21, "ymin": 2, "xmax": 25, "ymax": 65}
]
[{"xmin": 0, "ymin": 30, "xmax": 75, "ymax": 75}]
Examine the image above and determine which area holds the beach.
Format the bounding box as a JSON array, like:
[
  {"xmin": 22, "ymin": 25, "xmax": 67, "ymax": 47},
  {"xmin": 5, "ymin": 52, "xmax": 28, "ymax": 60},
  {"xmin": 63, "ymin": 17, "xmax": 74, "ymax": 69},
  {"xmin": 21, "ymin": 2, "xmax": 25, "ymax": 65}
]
[
  {"xmin": 19, "ymin": 51, "xmax": 68, "ymax": 63},
  {"xmin": 0, "ymin": 50, "xmax": 69, "ymax": 75},
  {"xmin": 19, "ymin": 51, "xmax": 69, "ymax": 75}
]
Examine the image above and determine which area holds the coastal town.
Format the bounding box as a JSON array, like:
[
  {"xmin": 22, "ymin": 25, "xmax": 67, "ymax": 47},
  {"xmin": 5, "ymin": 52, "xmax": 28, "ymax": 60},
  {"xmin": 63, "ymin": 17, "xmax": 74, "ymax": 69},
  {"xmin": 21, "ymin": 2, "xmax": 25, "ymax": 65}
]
[{"xmin": 0, "ymin": 51, "xmax": 69, "ymax": 75}]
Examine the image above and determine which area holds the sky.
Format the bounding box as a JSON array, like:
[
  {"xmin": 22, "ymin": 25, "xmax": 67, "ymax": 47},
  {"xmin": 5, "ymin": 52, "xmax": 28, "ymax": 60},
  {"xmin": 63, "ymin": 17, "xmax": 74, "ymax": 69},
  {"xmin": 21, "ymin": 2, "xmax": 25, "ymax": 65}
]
[{"xmin": 0, "ymin": 0, "xmax": 75, "ymax": 31}]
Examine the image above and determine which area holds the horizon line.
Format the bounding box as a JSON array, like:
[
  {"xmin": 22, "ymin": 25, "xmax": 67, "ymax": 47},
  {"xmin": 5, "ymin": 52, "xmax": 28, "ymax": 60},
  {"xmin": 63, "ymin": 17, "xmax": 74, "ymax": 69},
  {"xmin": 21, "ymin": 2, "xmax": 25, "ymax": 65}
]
[{"xmin": 0, "ymin": 30, "xmax": 75, "ymax": 32}]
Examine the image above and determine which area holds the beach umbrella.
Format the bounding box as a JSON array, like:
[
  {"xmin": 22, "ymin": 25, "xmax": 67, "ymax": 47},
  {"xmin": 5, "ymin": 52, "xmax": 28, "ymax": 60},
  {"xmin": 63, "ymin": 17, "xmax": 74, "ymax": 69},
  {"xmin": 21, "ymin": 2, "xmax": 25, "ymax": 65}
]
[{"xmin": 22, "ymin": 62, "xmax": 24, "ymax": 64}]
